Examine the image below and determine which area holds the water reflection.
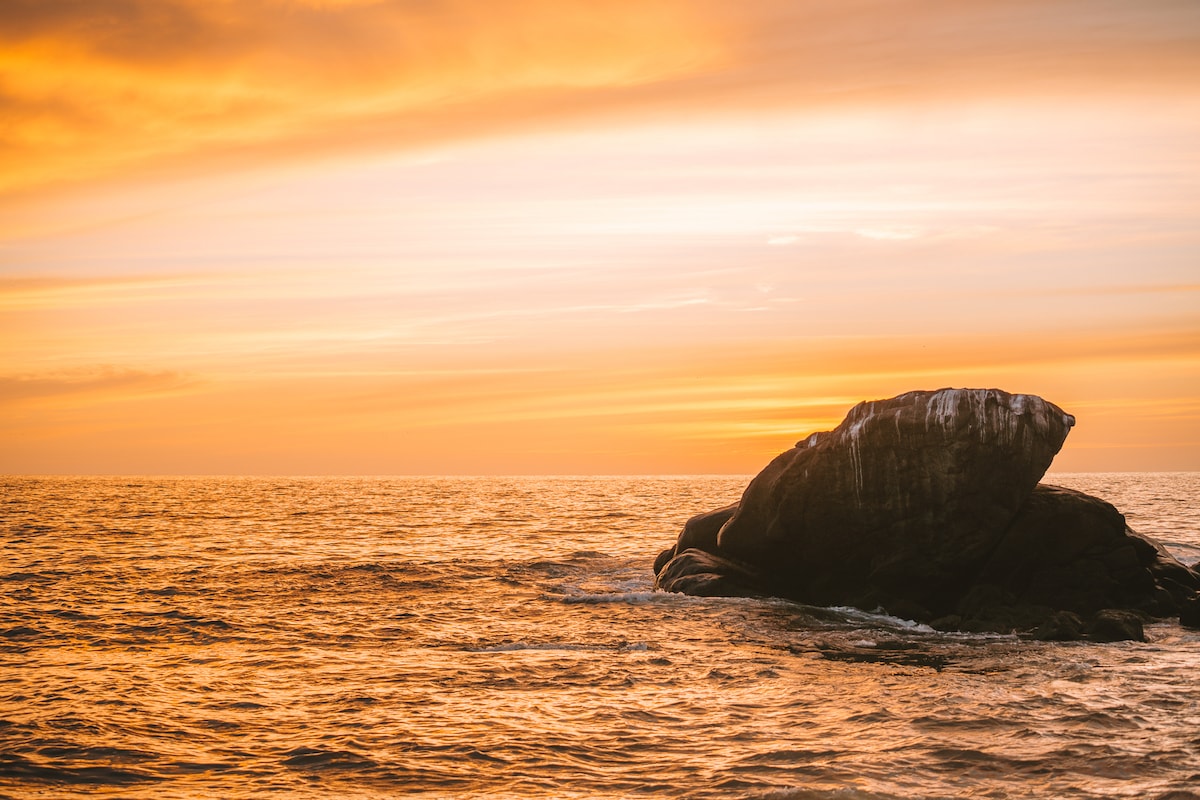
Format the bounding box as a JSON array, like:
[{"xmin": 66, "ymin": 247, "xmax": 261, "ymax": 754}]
[{"xmin": 1, "ymin": 475, "xmax": 1197, "ymax": 798}]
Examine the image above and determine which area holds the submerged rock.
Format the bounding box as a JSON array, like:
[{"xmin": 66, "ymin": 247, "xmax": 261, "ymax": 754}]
[
  {"xmin": 653, "ymin": 388, "xmax": 1200, "ymax": 637},
  {"xmin": 1180, "ymin": 596, "xmax": 1200, "ymax": 629},
  {"xmin": 1085, "ymin": 610, "xmax": 1146, "ymax": 643},
  {"xmin": 1032, "ymin": 611, "xmax": 1085, "ymax": 642}
]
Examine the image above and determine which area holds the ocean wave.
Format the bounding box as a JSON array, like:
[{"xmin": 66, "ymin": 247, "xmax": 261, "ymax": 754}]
[
  {"xmin": 553, "ymin": 590, "xmax": 681, "ymax": 605},
  {"xmin": 0, "ymin": 754, "xmax": 163, "ymax": 785},
  {"xmin": 553, "ymin": 591, "xmax": 942, "ymax": 634},
  {"xmin": 465, "ymin": 641, "xmax": 651, "ymax": 653},
  {"xmin": 5, "ymin": 475, "xmax": 1199, "ymax": 800},
  {"xmin": 280, "ymin": 747, "xmax": 378, "ymax": 771},
  {"xmin": 753, "ymin": 789, "xmax": 903, "ymax": 800},
  {"xmin": 823, "ymin": 606, "xmax": 937, "ymax": 633}
]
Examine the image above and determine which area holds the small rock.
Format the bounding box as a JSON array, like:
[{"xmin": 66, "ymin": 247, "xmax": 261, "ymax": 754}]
[
  {"xmin": 654, "ymin": 548, "xmax": 767, "ymax": 598},
  {"xmin": 1179, "ymin": 595, "xmax": 1200, "ymax": 629},
  {"xmin": 1085, "ymin": 609, "xmax": 1145, "ymax": 643},
  {"xmin": 675, "ymin": 503, "xmax": 738, "ymax": 556},
  {"xmin": 652, "ymin": 547, "xmax": 675, "ymax": 575},
  {"xmin": 929, "ymin": 615, "xmax": 962, "ymax": 631},
  {"xmin": 1034, "ymin": 611, "xmax": 1084, "ymax": 641}
]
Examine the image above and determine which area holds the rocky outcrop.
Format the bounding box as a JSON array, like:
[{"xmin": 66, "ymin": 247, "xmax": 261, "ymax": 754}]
[
  {"xmin": 969, "ymin": 485, "xmax": 1196, "ymax": 618},
  {"xmin": 653, "ymin": 388, "xmax": 1200, "ymax": 638},
  {"xmin": 654, "ymin": 549, "xmax": 768, "ymax": 598}
]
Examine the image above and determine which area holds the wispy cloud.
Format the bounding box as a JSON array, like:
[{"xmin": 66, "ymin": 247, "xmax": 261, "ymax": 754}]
[
  {"xmin": 0, "ymin": 366, "xmax": 192, "ymax": 405},
  {"xmin": 0, "ymin": 0, "xmax": 723, "ymax": 196},
  {"xmin": 3, "ymin": 0, "xmax": 1199, "ymax": 473},
  {"xmin": 3, "ymin": 1, "xmax": 1197, "ymax": 199}
]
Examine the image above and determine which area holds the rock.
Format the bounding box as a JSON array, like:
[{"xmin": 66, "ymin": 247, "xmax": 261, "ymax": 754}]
[
  {"xmin": 1084, "ymin": 610, "xmax": 1145, "ymax": 643},
  {"xmin": 1033, "ymin": 611, "xmax": 1085, "ymax": 641},
  {"xmin": 653, "ymin": 504, "xmax": 738, "ymax": 584},
  {"xmin": 976, "ymin": 485, "xmax": 1198, "ymax": 617},
  {"xmin": 652, "ymin": 546, "xmax": 676, "ymax": 576},
  {"xmin": 654, "ymin": 548, "xmax": 768, "ymax": 598},
  {"xmin": 653, "ymin": 504, "xmax": 750, "ymax": 595},
  {"xmin": 715, "ymin": 388, "xmax": 1076, "ymax": 614},
  {"xmin": 950, "ymin": 583, "xmax": 1052, "ymax": 633},
  {"xmin": 1180, "ymin": 596, "xmax": 1200, "ymax": 629},
  {"xmin": 659, "ymin": 503, "xmax": 738, "ymax": 565},
  {"xmin": 1143, "ymin": 540, "xmax": 1200, "ymax": 608},
  {"xmin": 652, "ymin": 388, "xmax": 1200, "ymax": 634}
]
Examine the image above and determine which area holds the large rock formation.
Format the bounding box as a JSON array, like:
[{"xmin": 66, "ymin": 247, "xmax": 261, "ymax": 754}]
[{"xmin": 653, "ymin": 388, "xmax": 1200, "ymax": 638}]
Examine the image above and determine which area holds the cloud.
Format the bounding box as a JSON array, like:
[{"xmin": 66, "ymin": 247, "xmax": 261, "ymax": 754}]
[
  {"xmin": 723, "ymin": 1, "xmax": 1200, "ymax": 101},
  {"xmin": 0, "ymin": 1, "xmax": 242, "ymax": 64},
  {"xmin": 0, "ymin": 367, "xmax": 191, "ymax": 405},
  {"xmin": 0, "ymin": 0, "xmax": 724, "ymax": 196},
  {"xmin": 2, "ymin": 0, "xmax": 1197, "ymax": 200}
]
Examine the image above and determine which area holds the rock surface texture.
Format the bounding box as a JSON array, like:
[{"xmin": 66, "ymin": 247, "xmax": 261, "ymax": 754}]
[{"xmin": 653, "ymin": 388, "xmax": 1200, "ymax": 639}]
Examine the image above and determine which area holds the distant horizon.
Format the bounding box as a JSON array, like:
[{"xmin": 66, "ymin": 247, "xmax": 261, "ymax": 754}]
[
  {"xmin": 3, "ymin": 2, "xmax": 1198, "ymax": 474},
  {"xmin": 6, "ymin": 469, "xmax": 1198, "ymax": 479}
]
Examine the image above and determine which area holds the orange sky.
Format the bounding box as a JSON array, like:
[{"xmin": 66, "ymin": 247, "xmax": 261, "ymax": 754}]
[{"xmin": 2, "ymin": 0, "xmax": 1199, "ymax": 474}]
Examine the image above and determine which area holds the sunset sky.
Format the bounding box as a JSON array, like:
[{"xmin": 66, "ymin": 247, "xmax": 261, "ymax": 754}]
[{"xmin": 2, "ymin": 0, "xmax": 1199, "ymax": 474}]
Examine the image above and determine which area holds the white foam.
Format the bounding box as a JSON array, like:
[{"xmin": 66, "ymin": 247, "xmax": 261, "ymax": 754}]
[
  {"xmin": 555, "ymin": 591, "xmax": 672, "ymax": 605},
  {"xmin": 829, "ymin": 606, "xmax": 936, "ymax": 633},
  {"xmin": 554, "ymin": 590, "xmax": 802, "ymax": 612}
]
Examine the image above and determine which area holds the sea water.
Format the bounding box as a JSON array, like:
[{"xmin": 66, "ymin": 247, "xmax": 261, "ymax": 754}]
[{"xmin": 2, "ymin": 474, "xmax": 1198, "ymax": 799}]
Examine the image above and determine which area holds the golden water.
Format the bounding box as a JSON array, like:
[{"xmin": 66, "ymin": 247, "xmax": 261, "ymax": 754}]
[{"xmin": 3, "ymin": 475, "xmax": 1199, "ymax": 799}]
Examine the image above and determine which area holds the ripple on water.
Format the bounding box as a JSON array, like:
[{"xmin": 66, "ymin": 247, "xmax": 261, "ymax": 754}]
[{"xmin": 1, "ymin": 475, "xmax": 1199, "ymax": 799}]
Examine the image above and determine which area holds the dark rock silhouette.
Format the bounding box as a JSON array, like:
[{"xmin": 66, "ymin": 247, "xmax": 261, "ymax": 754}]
[
  {"xmin": 1085, "ymin": 610, "xmax": 1146, "ymax": 643},
  {"xmin": 654, "ymin": 503, "xmax": 737, "ymax": 577},
  {"xmin": 974, "ymin": 485, "xmax": 1194, "ymax": 618},
  {"xmin": 1180, "ymin": 596, "xmax": 1200, "ymax": 629},
  {"xmin": 653, "ymin": 388, "xmax": 1200, "ymax": 638},
  {"xmin": 653, "ymin": 548, "xmax": 767, "ymax": 598},
  {"xmin": 1032, "ymin": 611, "xmax": 1085, "ymax": 641}
]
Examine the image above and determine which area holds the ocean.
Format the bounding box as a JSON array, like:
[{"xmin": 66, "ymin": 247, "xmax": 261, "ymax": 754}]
[{"xmin": 2, "ymin": 474, "xmax": 1198, "ymax": 799}]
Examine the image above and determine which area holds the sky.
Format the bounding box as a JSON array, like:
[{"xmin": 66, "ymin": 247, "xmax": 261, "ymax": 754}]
[{"xmin": 2, "ymin": 0, "xmax": 1199, "ymax": 474}]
